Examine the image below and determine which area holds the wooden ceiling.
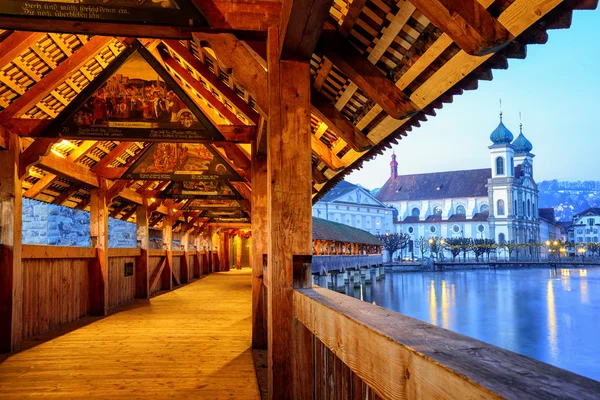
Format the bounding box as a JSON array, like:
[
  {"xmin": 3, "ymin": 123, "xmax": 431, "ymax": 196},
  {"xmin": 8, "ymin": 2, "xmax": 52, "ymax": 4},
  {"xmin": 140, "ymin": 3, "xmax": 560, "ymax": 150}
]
[{"xmin": 0, "ymin": 0, "xmax": 595, "ymax": 232}]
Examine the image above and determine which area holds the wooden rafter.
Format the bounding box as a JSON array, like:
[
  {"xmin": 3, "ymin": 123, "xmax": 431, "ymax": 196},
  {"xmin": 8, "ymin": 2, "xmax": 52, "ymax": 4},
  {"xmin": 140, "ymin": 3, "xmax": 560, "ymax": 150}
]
[
  {"xmin": 311, "ymin": 88, "xmax": 373, "ymax": 152},
  {"xmin": 0, "ymin": 36, "xmax": 116, "ymax": 123},
  {"xmin": 162, "ymin": 40, "xmax": 260, "ymax": 125},
  {"xmin": 0, "ymin": 0, "xmax": 280, "ymax": 40},
  {"xmin": 408, "ymin": 0, "xmax": 514, "ymax": 56},
  {"xmin": 339, "ymin": 0, "xmax": 368, "ymax": 37},
  {"xmin": 192, "ymin": 33, "xmax": 269, "ymax": 117},
  {"xmin": 311, "ymin": 136, "xmax": 345, "ymax": 171},
  {"xmin": 317, "ymin": 31, "xmax": 419, "ymax": 120},
  {"xmin": 279, "ymin": 0, "xmax": 335, "ymax": 60},
  {"xmin": 162, "ymin": 53, "xmax": 244, "ymax": 126},
  {"xmin": 0, "ymin": 31, "xmax": 46, "ymax": 69}
]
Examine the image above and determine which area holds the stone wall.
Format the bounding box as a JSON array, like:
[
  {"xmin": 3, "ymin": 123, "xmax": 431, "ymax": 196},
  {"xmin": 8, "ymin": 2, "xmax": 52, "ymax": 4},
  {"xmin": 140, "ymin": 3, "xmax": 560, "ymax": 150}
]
[{"xmin": 22, "ymin": 198, "xmax": 137, "ymax": 248}]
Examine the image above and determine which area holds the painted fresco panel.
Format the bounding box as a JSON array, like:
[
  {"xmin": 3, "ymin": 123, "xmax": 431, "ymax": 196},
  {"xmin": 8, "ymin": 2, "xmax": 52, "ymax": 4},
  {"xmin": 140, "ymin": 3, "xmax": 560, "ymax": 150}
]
[
  {"xmin": 163, "ymin": 181, "xmax": 241, "ymax": 200},
  {"xmin": 124, "ymin": 142, "xmax": 241, "ymax": 181},
  {"xmin": 60, "ymin": 52, "xmax": 218, "ymax": 141}
]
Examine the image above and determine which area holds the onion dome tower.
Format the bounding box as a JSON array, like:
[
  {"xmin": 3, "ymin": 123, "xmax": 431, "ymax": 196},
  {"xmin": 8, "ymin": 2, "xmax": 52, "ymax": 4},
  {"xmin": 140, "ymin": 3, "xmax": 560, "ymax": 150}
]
[
  {"xmin": 489, "ymin": 112, "xmax": 514, "ymax": 145},
  {"xmin": 512, "ymin": 122, "xmax": 535, "ymax": 169},
  {"xmin": 489, "ymin": 112, "xmax": 515, "ymax": 178}
]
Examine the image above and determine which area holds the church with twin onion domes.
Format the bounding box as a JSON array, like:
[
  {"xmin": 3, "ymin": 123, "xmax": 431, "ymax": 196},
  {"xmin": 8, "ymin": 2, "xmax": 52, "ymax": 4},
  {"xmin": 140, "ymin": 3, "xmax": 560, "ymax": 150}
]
[{"xmin": 376, "ymin": 113, "xmax": 563, "ymax": 249}]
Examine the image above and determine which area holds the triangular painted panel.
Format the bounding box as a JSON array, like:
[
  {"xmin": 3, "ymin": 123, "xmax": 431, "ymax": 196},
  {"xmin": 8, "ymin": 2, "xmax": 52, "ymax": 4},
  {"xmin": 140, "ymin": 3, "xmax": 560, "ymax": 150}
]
[
  {"xmin": 203, "ymin": 210, "xmax": 250, "ymax": 223},
  {"xmin": 0, "ymin": 0, "xmax": 208, "ymax": 27},
  {"xmin": 162, "ymin": 181, "xmax": 242, "ymax": 200},
  {"xmin": 47, "ymin": 40, "xmax": 223, "ymax": 142},
  {"xmin": 123, "ymin": 142, "xmax": 242, "ymax": 181},
  {"xmin": 183, "ymin": 199, "xmax": 244, "ymax": 211}
]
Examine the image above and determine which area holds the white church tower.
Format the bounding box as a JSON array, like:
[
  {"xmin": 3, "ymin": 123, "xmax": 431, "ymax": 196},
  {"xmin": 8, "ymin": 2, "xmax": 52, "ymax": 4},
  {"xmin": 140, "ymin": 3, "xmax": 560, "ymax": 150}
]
[{"xmin": 487, "ymin": 112, "xmax": 516, "ymax": 244}]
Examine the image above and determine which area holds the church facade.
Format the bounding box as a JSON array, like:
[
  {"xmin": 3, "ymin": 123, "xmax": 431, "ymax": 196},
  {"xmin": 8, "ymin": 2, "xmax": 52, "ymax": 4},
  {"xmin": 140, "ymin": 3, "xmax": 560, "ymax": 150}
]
[{"xmin": 376, "ymin": 115, "xmax": 543, "ymax": 245}]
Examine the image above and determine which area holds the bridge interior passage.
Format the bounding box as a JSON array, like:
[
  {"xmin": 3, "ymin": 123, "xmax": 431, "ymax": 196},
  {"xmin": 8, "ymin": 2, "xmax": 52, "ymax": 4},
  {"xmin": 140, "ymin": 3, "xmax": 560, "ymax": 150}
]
[
  {"xmin": 0, "ymin": 270, "xmax": 260, "ymax": 399},
  {"xmin": 1, "ymin": 0, "xmax": 599, "ymax": 398}
]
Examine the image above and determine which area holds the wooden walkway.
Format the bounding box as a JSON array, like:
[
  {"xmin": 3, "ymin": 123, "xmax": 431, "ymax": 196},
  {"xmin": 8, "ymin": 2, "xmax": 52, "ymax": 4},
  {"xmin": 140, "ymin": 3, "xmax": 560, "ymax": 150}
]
[{"xmin": 0, "ymin": 269, "xmax": 260, "ymax": 399}]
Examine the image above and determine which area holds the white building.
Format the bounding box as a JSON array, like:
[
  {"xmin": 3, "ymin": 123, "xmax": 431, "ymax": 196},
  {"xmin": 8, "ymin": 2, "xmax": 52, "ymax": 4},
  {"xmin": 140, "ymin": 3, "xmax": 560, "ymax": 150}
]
[
  {"xmin": 376, "ymin": 115, "xmax": 544, "ymax": 248},
  {"xmin": 312, "ymin": 181, "xmax": 394, "ymax": 236},
  {"xmin": 538, "ymin": 208, "xmax": 565, "ymax": 244},
  {"xmin": 565, "ymin": 208, "xmax": 600, "ymax": 243}
]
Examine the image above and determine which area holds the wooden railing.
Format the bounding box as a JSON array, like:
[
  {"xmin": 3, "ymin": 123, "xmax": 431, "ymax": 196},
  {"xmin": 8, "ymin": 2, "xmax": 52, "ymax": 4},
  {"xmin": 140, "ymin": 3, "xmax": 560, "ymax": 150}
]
[
  {"xmin": 292, "ymin": 286, "xmax": 600, "ymax": 399},
  {"xmin": 18, "ymin": 245, "xmax": 212, "ymax": 341},
  {"xmin": 311, "ymin": 254, "xmax": 383, "ymax": 274}
]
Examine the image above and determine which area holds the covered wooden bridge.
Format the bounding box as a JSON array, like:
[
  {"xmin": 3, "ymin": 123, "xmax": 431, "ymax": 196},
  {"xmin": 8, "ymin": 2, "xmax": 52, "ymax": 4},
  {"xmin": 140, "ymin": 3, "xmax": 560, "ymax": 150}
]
[{"xmin": 1, "ymin": 0, "xmax": 599, "ymax": 398}]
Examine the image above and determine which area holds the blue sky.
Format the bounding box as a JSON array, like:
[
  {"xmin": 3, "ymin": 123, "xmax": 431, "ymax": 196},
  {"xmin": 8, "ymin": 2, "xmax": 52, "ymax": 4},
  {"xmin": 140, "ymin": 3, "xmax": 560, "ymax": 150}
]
[{"xmin": 347, "ymin": 9, "xmax": 600, "ymax": 190}]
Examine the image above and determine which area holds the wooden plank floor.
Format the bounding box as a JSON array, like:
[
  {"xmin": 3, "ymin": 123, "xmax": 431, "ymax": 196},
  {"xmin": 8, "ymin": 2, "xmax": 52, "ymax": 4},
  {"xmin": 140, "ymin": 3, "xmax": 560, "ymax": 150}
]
[{"xmin": 0, "ymin": 269, "xmax": 260, "ymax": 399}]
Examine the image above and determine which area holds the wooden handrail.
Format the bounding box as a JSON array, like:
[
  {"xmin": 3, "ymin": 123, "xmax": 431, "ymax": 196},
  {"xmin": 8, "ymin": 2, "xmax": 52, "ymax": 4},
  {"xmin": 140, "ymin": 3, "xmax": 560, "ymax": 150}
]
[
  {"xmin": 293, "ymin": 287, "xmax": 600, "ymax": 399},
  {"xmin": 107, "ymin": 248, "xmax": 141, "ymax": 258},
  {"xmin": 21, "ymin": 245, "xmax": 95, "ymax": 259},
  {"xmin": 148, "ymin": 249, "xmax": 167, "ymax": 257}
]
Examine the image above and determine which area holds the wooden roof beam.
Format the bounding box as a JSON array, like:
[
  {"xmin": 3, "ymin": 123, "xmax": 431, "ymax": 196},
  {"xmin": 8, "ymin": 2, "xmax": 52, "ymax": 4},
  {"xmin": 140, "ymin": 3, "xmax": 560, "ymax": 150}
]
[
  {"xmin": 279, "ymin": 0, "xmax": 335, "ymax": 60},
  {"xmin": 8, "ymin": 118, "xmax": 256, "ymax": 143},
  {"xmin": 36, "ymin": 152, "xmax": 100, "ymax": 188},
  {"xmin": 0, "ymin": 31, "xmax": 46, "ymax": 69},
  {"xmin": 408, "ymin": 0, "xmax": 514, "ymax": 56},
  {"xmin": 0, "ymin": 36, "xmax": 115, "ymax": 123},
  {"xmin": 339, "ymin": 0, "xmax": 368, "ymax": 37},
  {"xmin": 311, "ymin": 136, "xmax": 345, "ymax": 171},
  {"xmin": 53, "ymin": 183, "xmax": 82, "ymax": 206},
  {"xmin": 162, "ymin": 53, "xmax": 245, "ymax": 126},
  {"xmin": 162, "ymin": 40, "xmax": 260, "ymax": 125},
  {"xmin": 192, "ymin": 33, "xmax": 269, "ymax": 117},
  {"xmin": 311, "ymin": 88, "xmax": 373, "ymax": 152},
  {"xmin": 317, "ymin": 31, "xmax": 419, "ymax": 120},
  {"xmin": 0, "ymin": 0, "xmax": 280, "ymax": 39}
]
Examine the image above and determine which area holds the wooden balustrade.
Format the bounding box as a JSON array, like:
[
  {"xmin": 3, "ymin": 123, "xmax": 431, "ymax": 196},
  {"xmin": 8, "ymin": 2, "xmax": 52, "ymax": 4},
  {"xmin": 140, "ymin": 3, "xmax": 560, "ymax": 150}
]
[
  {"xmin": 293, "ymin": 286, "xmax": 600, "ymax": 400},
  {"xmin": 17, "ymin": 245, "xmax": 212, "ymax": 342}
]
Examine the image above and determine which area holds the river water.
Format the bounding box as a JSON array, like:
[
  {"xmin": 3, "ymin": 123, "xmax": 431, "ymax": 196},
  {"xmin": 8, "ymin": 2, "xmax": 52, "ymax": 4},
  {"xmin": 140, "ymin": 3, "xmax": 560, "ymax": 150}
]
[{"xmin": 321, "ymin": 267, "xmax": 600, "ymax": 382}]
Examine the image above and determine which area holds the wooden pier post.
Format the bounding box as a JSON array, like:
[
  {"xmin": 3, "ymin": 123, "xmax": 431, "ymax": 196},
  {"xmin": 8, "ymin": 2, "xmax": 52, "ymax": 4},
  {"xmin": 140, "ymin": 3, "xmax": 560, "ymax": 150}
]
[
  {"xmin": 0, "ymin": 132, "xmax": 23, "ymax": 352},
  {"xmin": 251, "ymin": 141, "xmax": 268, "ymax": 349},
  {"xmin": 266, "ymin": 26, "xmax": 314, "ymax": 399},
  {"xmin": 162, "ymin": 214, "xmax": 173, "ymax": 290},
  {"xmin": 135, "ymin": 199, "xmax": 150, "ymax": 299},
  {"xmin": 89, "ymin": 178, "xmax": 109, "ymax": 315}
]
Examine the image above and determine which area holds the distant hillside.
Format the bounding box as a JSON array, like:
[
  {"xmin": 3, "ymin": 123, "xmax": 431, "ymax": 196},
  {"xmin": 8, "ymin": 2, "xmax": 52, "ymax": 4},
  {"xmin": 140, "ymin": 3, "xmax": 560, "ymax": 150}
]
[{"xmin": 538, "ymin": 180, "xmax": 600, "ymax": 221}]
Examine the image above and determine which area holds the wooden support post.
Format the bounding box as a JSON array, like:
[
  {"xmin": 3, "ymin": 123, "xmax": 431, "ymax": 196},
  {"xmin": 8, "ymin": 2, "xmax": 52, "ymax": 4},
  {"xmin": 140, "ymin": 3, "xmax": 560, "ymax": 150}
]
[
  {"xmin": 251, "ymin": 142, "xmax": 268, "ymax": 349},
  {"xmin": 266, "ymin": 27, "xmax": 314, "ymax": 399},
  {"xmin": 181, "ymin": 231, "xmax": 190, "ymax": 283},
  {"xmin": 235, "ymin": 235, "xmax": 243, "ymax": 270},
  {"xmin": 162, "ymin": 215, "xmax": 173, "ymax": 290},
  {"xmin": 223, "ymin": 231, "xmax": 231, "ymax": 271},
  {"xmin": 89, "ymin": 178, "xmax": 109, "ymax": 316},
  {"xmin": 135, "ymin": 201, "xmax": 150, "ymax": 299},
  {"xmin": 0, "ymin": 132, "xmax": 23, "ymax": 352}
]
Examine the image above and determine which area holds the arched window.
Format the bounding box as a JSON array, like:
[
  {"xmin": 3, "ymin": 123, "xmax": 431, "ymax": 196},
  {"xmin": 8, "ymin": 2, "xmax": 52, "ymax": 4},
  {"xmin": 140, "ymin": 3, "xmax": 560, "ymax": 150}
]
[
  {"xmin": 497, "ymin": 199, "xmax": 505, "ymax": 216},
  {"xmin": 411, "ymin": 207, "xmax": 420, "ymax": 217},
  {"xmin": 433, "ymin": 206, "xmax": 442, "ymax": 216},
  {"xmin": 514, "ymin": 200, "xmax": 518, "ymax": 216},
  {"xmin": 498, "ymin": 233, "xmax": 506, "ymax": 244},
  {"xmin": 510, "ymin": 157, "xmax": 514, "ymax": 174},
  {"xmin": 527, "ymin": 199, "xmax": 531, "ymax": 217},
  {"xmin": 496, "ymin": 157, "xmax": 505, "ymax": 175},
  {"xmin": 480, "ymin": 204, "xmax": 489, "ymax": 213},
  {"xmin": 456, "ymin": 205, "xmax": 466, "ymax": 215}
]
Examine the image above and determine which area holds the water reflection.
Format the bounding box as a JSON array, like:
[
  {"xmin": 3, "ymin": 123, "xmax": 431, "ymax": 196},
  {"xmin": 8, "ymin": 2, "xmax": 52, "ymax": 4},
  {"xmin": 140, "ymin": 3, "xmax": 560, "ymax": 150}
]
[
  {"xmin": 330, "ymin": 267, "xmax": 600, "ymax": 381},
  {"xmin": 547, "ymin": 279, "xmax": 558, "ymax": 361}
]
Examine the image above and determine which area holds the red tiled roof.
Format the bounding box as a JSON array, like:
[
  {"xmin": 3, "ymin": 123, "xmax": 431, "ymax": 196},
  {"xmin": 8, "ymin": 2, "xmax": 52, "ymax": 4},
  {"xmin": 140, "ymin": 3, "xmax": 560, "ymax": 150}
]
[{"xmin": 376, "ymin": 169, "xmax": 491, "ymax": 202}]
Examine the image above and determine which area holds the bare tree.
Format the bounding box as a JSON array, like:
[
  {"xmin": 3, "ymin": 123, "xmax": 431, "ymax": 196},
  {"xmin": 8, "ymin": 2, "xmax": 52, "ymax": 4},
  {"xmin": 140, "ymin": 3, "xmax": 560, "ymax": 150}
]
[{"xmin": 376, "ymin": 233, "xmax": 410, "ymax": 261}]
